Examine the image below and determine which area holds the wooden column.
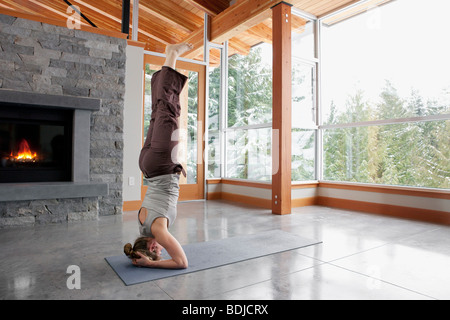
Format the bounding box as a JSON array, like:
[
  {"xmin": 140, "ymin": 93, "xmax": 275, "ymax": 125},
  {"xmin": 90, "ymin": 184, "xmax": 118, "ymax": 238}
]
[{"xmin": 272, "ymin": 2, "xmax": 292, "ymax": 215}]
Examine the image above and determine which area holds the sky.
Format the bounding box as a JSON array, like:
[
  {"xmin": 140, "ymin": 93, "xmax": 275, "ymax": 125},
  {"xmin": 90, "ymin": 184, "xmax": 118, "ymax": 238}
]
[{"xmin": 320, "ymin": 0, "xmax": 450, "ymax": 118}]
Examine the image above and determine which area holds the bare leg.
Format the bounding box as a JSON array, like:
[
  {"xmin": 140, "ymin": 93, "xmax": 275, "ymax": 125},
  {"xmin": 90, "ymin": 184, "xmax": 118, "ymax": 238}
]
[{"xmin": 164, "ymin": 43, "xmax": 193, "ymax": 69}]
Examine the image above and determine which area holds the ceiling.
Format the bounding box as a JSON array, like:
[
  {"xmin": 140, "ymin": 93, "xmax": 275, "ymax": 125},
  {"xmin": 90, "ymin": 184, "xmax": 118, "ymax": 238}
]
[{"xmin": 0, "ymin": 0, "xmax": 360, "ymax": 63}]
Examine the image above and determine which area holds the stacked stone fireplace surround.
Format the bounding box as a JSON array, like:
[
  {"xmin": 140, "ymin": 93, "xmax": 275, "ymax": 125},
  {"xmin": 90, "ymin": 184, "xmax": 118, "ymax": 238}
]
[{"xmin": 0, "ymin": 14, "xmax": 126, "ymax": 226}]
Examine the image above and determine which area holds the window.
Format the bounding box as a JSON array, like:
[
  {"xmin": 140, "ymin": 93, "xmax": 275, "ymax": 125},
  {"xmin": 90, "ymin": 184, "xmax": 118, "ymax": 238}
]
[
  {"xmin": 208, "ymin": 47, "xmax": 222, "ymax": 178},
  {"xmin": 323, "ymin": 120, "xmax": 449, "ymax": 188},
  {"xmin": 225, "ymin": 43, "xmax": 273, "ymax": 180},
  {"xmin": 228, "ymin": 43, "xmax": 272, "ymax": 127},
  {"xmin": 218, "ymin": 13, "xmax": 319, "ymax": 183},
  {"xmin": 321, "ymin": 0, "xmax": 450, "ymax": 124},
  {"xmin": 226, "ymin": 127, "xmax": 272, "ymax": 181},
  {"xmin": 320, "ymin": 0, "xmax": 450, "ymax": 189},
  {"xmin": 292, "ymin": 13, "xmax": 317, "ymax": 182}
]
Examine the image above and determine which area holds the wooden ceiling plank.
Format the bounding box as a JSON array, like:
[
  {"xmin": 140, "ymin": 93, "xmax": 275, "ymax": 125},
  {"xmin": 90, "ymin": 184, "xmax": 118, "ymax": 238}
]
[
  {"xmin": 69, "ymin": 0, "xmax": 124, "ymax": 30},
  {"xmin": 139, "ymin": 0, "xmax": 203, "ymax": 33},
  {"xmin": 2, "ymin": 0, "xmax": 46, "ymax": 17},
  {"xmin": 24, "ymin": 0, "xmax": 92, "ymax": 28},
  {"xmin": 228, "ymin": 36, "xmax": 251, "ymax": 55},
  {"xmin": 138, "ymin": 12, "xmax": 188, "ymax": 44},
  {"xmin": 244, "ymin": 22, "xmax": 273, "ymax": 44},
  {"xmin": 303, "ymin": 0, "xmax": 356, "ymax": 17},
  {"xmin": 71, "ymin": 0, "xmax": 123, "ymax": 20},
  {"xmin": 320, "ymin": 0, "xmax": 392, "ymax": 23}
]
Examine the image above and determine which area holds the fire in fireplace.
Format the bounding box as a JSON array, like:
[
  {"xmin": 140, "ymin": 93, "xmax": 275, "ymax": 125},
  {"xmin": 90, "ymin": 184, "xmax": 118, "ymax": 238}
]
[
  {"xmin": 0, "ymin": 104, "xmax": 73, "ymax": 183},
  {"xmin": 10, "ymin": 138, "xmax": 38, "ymax": 161}
]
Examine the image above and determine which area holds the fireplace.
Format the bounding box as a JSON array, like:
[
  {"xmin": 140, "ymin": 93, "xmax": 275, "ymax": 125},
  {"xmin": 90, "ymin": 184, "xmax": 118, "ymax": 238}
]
[
  {"xmin": 0, "ymin": 89, "xmax": 108, "ymax": 204},
  {"xmin": 0, "ymin": 104, "xmax": 73, "ymax": 183}
]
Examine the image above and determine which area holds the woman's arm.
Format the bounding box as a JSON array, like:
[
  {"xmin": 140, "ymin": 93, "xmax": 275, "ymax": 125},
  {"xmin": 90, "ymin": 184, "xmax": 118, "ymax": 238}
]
[{"xmin": 132, "ymin": 218, "xmax": 188, "ymax": 269}]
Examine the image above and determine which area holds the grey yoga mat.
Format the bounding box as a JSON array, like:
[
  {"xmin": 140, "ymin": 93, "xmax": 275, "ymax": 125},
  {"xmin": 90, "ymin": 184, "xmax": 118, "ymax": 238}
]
[{"xmin": 105, "ymin": 230, "xmax": 321, "ymax": 286}]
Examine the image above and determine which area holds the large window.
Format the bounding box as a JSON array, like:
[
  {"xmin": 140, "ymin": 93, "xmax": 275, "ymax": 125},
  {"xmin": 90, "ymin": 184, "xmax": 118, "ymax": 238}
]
[
  {"xmin": 206, "ymin": 0, "xmax": 449, "ymax": 190},
  {"xmin": 320, "ymin": 0, "xmax": 450, "ymax": 189}
]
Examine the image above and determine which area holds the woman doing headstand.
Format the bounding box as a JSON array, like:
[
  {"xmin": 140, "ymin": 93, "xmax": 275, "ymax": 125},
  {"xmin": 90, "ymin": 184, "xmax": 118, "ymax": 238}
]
[{"xmin": 123, "ymin": 43, "xmax": 193, "ymax": 269}]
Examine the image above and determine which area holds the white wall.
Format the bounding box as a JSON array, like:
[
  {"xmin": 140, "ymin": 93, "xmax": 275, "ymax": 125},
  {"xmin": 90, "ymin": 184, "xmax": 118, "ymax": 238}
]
[
  {"xmin": 318, "ymin": 187, "xmax": 450, "ymax": 212},
  {"xmin": 122, "ymin": 44, "xmax": 144, "ymax": 202},
  {"xmin": 292, "ymin": 187, "xmax": 317, "ymax": 199},
  {"xmin": 221, "ymin": 183, "xmax": 272, "ymax": 200}
]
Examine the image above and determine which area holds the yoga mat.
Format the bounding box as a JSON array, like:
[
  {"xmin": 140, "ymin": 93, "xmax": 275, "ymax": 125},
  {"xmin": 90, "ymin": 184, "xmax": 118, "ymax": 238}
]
[{"xmin": 105, "ymin": 230, "xmax": 321, "ymax": 286}]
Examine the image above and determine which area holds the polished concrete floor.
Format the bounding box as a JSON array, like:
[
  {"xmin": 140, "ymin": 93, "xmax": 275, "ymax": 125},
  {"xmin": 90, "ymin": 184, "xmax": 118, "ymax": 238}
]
[{"xmin": 1, "ymin": 200, "xmax": 449, "ymax": 300}]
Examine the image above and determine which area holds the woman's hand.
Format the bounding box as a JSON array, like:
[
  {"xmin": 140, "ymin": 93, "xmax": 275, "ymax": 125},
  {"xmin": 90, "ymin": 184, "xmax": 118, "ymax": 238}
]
[{"xmin": 132, "ymin": 251, "xmax": 153, "ymax": 267}]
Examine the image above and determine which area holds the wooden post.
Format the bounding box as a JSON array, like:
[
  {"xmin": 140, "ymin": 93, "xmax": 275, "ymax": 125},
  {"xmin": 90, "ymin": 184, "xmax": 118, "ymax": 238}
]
[{"xmin": 272, "ymin": 2, "xmax": 292, "ymax": 215}]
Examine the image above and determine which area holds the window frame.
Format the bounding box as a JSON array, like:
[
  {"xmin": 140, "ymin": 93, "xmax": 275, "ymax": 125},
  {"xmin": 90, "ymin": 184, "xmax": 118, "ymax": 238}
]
[{"xmin": 291, "ymin": 8, "xmax": 320, "ymax": 183}]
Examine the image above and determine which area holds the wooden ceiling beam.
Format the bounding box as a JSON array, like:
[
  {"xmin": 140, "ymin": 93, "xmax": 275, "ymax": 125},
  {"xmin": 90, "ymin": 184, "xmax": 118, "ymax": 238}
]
[
  {"xmin": 181, "ymin": 0, "xmax": 272, "ymax": 59},
  {"xmin": 183, "ymin": 0, "xmax": 292, "ymax": 59},
  {"xmin": 210, "ymin": 0, "xmax": 278, "ymax": 44},
  {"xmin": 209, "ymin": 0, "xmax": 304, "ymax": 43},
  {"xmin": 184, "ymin": 0, "xmax": 230, "ymax": 17}
]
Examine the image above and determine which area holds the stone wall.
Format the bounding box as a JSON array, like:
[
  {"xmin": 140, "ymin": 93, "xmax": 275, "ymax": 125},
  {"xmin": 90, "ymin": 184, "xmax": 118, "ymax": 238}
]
[{"xmin": 0, "ymin": 14, "xmax": 126, "ymax": 225}]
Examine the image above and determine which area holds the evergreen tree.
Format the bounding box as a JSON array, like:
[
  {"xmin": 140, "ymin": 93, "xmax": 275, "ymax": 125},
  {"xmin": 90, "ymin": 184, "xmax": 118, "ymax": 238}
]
[
  {"xmin": 412, "ymin": 96, "xmax": 450, "ymax": 188},
  {"xmin": 323, "ymin": 101, "xmax": 345, "ymax": 181},
  {"xmin": 375, "ymin": 81, "xmax": 408, "ymax": 185},
  {"xmin": 323, "ymin": 91, "xmax": 371, "ymax": 182},
  {"xmin": 377, "ymin": 80, "xmax": 406, "ymax": 119},
  {"xmin": 207, "ymin": 65, "xmax": 222, "ymax": 178},
  {"xmin": 228, "ymin": 47, "xmax": 272, "ymax": 127},
  {"xmin": 292, "ymin": 129, "xmax": 315, "ymax": 181}
]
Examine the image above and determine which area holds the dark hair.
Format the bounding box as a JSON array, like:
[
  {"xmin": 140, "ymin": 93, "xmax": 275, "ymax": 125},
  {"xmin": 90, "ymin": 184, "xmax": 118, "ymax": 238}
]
[{"xmin": 124, "ymin": 237, "xmax": 159, "ymax": 261}]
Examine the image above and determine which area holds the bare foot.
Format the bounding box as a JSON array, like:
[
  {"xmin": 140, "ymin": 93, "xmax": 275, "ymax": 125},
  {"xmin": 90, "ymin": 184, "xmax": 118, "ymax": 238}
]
[
  {"xmin": 165, "ymin": 43, "xmax": 193, "ymax": 57},
  {"xmin": 163, "ymin": 43, "xmax": 193, "ymax": 68}
]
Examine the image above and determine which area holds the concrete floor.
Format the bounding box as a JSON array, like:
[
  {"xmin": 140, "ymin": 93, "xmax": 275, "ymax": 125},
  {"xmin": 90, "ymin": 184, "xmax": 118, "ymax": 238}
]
[{"xmin": 1, "ymin": 200, "xmax": 449, "ymax": 300}]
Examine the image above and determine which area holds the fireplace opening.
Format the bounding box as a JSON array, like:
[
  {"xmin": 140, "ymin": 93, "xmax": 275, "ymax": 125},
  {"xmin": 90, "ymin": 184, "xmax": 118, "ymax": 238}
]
[{"xmin": 0, "ymin": 104, "xmax": 73, "ymax": 183}]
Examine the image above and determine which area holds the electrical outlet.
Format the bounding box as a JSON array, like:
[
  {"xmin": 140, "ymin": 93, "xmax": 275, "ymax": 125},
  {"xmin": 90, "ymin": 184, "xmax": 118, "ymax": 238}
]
[{"xmin": 128, "ymin": 176, "xmax": 135, "ymax": 186}]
